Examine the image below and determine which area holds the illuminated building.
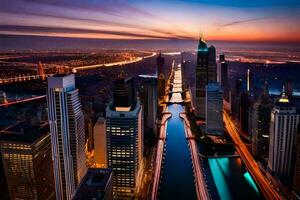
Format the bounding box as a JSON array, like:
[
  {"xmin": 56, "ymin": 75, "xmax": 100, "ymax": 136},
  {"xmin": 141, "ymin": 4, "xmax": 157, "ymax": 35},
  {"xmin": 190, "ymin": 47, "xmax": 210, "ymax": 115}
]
[
  {"xmin": 47, "ymin": 74, "xmax": 87, "ymax": 200},
  {"xmin": 195, "ymin": 37, "xmax": 217, "ymax": 118},
  {"xmin": 247, "ymin": 69, "xmax": 253, "ymax": 95},
  {"xmin": 0, "ymin": 122, "xmax": 55, "ymax": 200},
  {"xmin": 37, "ymin": 60, "xmax": 46, "ymax": 81},
  {"xmin": 251, "ymin": 82, "xmax": 273, "ymax": 158},
  {"xmin": 268, "ymin": 88, "xmax": 300, "ymax": 177},
  {"xmin": 106, "ymin": 75, "xmax": 143, "ymax": 197},
  {"xmin": 73, "ymin": 168, "xmax": 113, "ymax": 200},
  {"xmin": 93, "ymin": 117, "xmax": 107, "ymax": 168},
  {"xmin": 205, "ymin": 83, "xmax": 223, "ymax": 135}
]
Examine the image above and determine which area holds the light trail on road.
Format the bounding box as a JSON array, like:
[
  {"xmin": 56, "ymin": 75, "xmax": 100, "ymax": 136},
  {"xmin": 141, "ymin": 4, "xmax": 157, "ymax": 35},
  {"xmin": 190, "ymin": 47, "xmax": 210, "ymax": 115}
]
[
  {"xmin": 0, "ymin": 95, "xmax": 46, "ymax": 107},
  {"xmin": 224, "ymin": 111, "xmax": 283, "ymax": 200}
]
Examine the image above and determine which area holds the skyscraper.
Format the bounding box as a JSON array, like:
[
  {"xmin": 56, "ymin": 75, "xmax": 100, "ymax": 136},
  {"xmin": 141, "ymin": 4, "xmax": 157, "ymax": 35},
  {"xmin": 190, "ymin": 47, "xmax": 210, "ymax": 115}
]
[
  {"xmin": 205, "ymin": 83, "xmax": 223, "ymax": 135},
  {"xmin": 47, "ymin": 74, "xmax": 87, "ymax": 200},
  {"xmin": 0, "ymin": 123, "xmax": 55, "ymax": 200},
  {"xmin": 0, "ymin": 91, "xmax": 7, "ymax": 104},
  {"xmin": 240, "ymin": 92, "xmax": 251, "ymax": 134},
  {"xmin": 285, "ymin": 78, "xmax": 293, "ymax": 97},
  {"xmin": 251, "ymin": 82, "xmax": 273, "ymax": 158},
  {"xmin": 106, "ymin": 74, "xmax": 143, "ymax": 197},
  {"xmin": 113, "ymin": 71, "xmax": 135, "ymax": 111},
  {"xmin": 246, "ymin": 69, "xmax": 253, "ymax": 95},
  {"xmin": 195, "ymin": 37, "xmax": 217, "ymax": 118},
  {"xmin": 268, "ymin": 90, "xmax": 300, "ymax": 177},
  {"xmin": 140, "ymin": 77, "xmax": 157, "ymax": 136}
]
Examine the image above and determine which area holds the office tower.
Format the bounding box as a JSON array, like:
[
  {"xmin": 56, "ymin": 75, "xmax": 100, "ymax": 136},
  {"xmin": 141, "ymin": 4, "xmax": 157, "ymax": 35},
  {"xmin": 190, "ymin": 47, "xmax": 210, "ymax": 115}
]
[
  {"xmin": 205, "ymin": 83, "xmax": 223, "ymax": 135},
  {"xmin": 93, "ymin": 117, "xmax": 107, "ymax": 168},
  {"xmin": 0, "ymin": 123, "xmax": 55, "ymax": 200},
  {"xmin": 285, "ymin": 78, "xmax": 293, "ymax": 97},
  {"xmin": 73, "ymin": 168, "xmax": 113, "ymax": 200},
  {"xmin": 140, "ymin": 78, "xmax": 157, "ymax": 135},
  {"xmin": 106, "ymin": 74, "xmax": 143, "ymax": 197},
  {"xmin": 247, "ymin": 69, "xmax": 253, "ymax": 94},
  {"xmin": 0, "ymin": 91, "xmax": 7, "ymax": 104},
  {"xmin": 240, "ymin": 92, "xmax": 251, "ymax": 134},
  {"xmin": 208, "ymin": 45, "xmax": 217, "ymax": 67},
  {"xmin": 113, "ymin": 72, "xmax": 135, "ymax": 110},
  {"xmin": 47, "ymin": 74, "xmax": 87, "ymax": 200},
  {"xmin": 268, "ymin": 90, "xmax": 300, "ymax": 176},
  {"xmin": 251, "ymin": 83, "xmax": 273, "ymax": 158},
  {"xmin": 195, "ymin": 37, "xmax": 217, "ymax": 118},
  {"xmin": 37, "ymin": 60, "xmax": 46, "ymax": 80},
  {"xmin": 293, "ymin": 124, "xmax": 300, "ymax": 194},
  {"xmin": 230, "ymin": 79, "xmax": 243, "ymax": 117},
  {"xmin": 157, "ymin": 52, "xmax": 165, "ymax": 101}
]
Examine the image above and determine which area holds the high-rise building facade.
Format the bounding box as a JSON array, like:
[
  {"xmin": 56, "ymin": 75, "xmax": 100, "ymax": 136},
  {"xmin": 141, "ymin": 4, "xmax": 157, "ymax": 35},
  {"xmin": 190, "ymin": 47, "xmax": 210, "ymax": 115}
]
[
  {"xmin": 93, "ymin": 117, "xmax": 107, "ymax": 168},
  {"xmin": 140, "ymin": 78, "xmax": 157, "ymax": 135},
  {"xmin": 47, "ymin": 74, "xmax": 87, "ymax": 200},
  {"xmin": 195, "ymin": 37, "xmax": 217, "ymax": 118},
  {"xmin": 251, "ymin": 85, "xmax": 273, "ymax": 158},
  {"xmin": 106, "ymin": 75, "xmax": 143, "ymax": 197},
  {"xmin": 0, "ymin": 123, "xmax": 55, "ymax": 200},
  {"xmin": 268, "ymin": 92, "xmax": 300, "ymax": 176},
  {"xmin": 247, "ymin": 69, "xmax": 253, "ymax": 94},
  {"xmin": 205, "ymin": 83, "xmax": 223, "ymax": 135}
]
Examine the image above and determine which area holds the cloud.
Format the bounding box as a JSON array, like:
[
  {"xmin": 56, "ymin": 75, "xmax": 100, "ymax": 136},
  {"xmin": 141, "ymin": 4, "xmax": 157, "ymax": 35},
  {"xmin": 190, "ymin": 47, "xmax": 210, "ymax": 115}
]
[{"xmin": 218, "ymin": 17, "xmax": 269, "ymax": 28}]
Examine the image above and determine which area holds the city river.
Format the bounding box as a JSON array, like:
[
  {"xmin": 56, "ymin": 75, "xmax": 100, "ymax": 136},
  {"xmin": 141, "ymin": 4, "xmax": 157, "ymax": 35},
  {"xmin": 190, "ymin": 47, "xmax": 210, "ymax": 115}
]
[{"xmin": 158, "ymin": 65, "xmax": 197, "ymax": 199}]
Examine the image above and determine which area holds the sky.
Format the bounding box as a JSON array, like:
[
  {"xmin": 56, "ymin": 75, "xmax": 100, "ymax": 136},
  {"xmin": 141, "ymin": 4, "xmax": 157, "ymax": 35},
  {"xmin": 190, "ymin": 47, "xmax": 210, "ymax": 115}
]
[{"xmin": 0, "ymin": 0, "xmax": 300, "ymax": 42}]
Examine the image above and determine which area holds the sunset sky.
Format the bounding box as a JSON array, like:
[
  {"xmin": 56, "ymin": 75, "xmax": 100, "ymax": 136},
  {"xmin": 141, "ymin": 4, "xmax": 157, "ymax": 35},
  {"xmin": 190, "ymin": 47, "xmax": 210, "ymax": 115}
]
[{"xmin": 1, "ymin": 0, "xmax": 300, "ymax": 42}]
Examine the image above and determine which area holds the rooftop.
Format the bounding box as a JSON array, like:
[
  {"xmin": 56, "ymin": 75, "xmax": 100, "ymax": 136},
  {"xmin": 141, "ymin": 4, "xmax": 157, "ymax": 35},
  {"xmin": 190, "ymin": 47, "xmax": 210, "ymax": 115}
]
[
  {"xmin": 73, "ymin": 168, "xmax": 113, "ymax": 200},
  {"xmin": 0, "ymin": 121, "xmax": 49, "ymax": 144}
]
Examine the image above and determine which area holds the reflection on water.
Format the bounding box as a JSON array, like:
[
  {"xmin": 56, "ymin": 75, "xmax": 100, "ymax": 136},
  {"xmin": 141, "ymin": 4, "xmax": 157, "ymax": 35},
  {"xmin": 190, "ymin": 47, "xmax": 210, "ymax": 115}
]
[
  {"xmin": 158, "ymin": 104, "xmax": 197, "ymax": 200},
  {"xmin": 204, "ymin": 157, "xmax": 263, "ymax": 200}
]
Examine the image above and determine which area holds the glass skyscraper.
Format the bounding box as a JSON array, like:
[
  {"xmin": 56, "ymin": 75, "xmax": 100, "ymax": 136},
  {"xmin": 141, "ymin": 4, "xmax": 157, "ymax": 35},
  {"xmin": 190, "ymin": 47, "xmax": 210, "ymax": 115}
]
[{"xmin": 47, "ymin": 74, "xmax": 87, "ymax": 200}]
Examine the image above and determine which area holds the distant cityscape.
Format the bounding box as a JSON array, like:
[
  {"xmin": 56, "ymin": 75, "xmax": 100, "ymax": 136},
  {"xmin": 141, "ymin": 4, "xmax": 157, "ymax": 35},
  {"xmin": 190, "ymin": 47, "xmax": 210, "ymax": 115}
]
[{"xmin": 0, "ymin": 36, "xmax": 300, "ymax": 200}]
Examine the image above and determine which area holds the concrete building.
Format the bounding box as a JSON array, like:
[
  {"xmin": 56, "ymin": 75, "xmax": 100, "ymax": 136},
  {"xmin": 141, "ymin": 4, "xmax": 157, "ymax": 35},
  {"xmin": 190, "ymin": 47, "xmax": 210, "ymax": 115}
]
[
  {"xmin": 73, "ymin": 168, "xmax": 113, "ymax": 200},
  {"xmin": 0, "ymin": 122, "xmax": 55, "ymax": 200},
  {"xmin": 93, "ymin": 117, "xmax": 107, "ymax": 168},
  {"xmin": 268, "ymin": 91, "xmax": 300, "ymax": 177},
  {"xmin": 47, "ymin": 74, "xmax": 87, "ymax": 200},
  {"xmin": 205, "ymin": 83, "xmax": 223, "ymax": 135}
]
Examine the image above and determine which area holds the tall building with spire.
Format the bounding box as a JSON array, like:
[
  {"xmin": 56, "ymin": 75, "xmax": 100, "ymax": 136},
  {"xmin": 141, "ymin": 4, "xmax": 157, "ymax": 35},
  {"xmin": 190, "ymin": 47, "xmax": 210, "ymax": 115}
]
[
  {"xmin": 195, "ymin": 37, "xmax": 217, "ymax": 118},
  {"xmin": 268, "ymin": 87, "xmax": 300, "ymax": 177},
  {"xmin": 47, "ymin": 74, "xmax": 87, "ymax": 200}
]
